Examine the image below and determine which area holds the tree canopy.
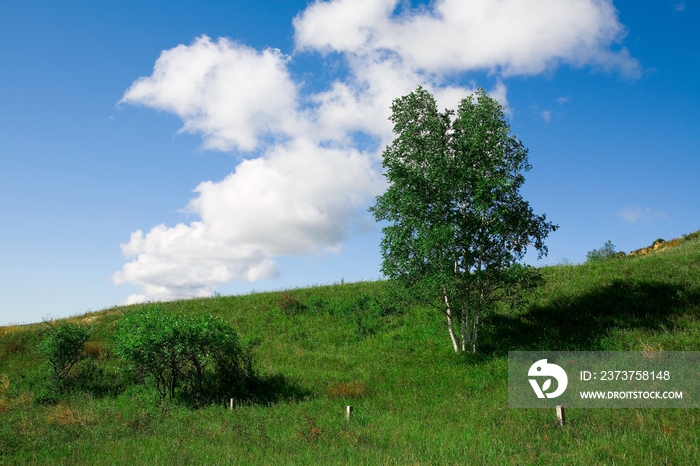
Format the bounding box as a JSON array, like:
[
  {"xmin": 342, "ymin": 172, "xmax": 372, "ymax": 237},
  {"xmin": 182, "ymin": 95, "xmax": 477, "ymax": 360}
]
[{"xmin": 370, "ymin": 87, "xmax": 557, "ymax": 352}]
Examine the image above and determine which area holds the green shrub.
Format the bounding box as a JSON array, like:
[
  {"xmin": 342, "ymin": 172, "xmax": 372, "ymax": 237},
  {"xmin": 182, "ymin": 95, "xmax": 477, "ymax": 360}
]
[
  {"xmin": 37, "ymin": 322, "xmax": 90, "ymax": 383},
  {"xmin": 586, "ymin": 240, "xmax": 623, "ymax": 262},
  {"xmin": 113, "ymin": 306, "xmax": 255, "ymax": 406}
]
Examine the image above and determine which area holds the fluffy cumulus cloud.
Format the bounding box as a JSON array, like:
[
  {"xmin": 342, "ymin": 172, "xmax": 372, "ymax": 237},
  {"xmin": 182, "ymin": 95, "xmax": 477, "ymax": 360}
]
[
  {"xmin": 121, "ymin": 36, "xmax": 300, "ymax": 152},
  {"xmin": 294, "ymin": 0, "xmax": 640, "ymax": 77},
  {"xmin": 114, "ymin": 0, "xmax": 639, "ymax": 302},
  {"xmin": 188, "ymin": 140, "xmax": 379, "ymax": 256},
  {"xmin": 112, "ymin": 223, "xmax": 278, "ymax": 303},
  {"xmin": 114, "ymin": 141, "xmax": 381, "ymax": 303}
]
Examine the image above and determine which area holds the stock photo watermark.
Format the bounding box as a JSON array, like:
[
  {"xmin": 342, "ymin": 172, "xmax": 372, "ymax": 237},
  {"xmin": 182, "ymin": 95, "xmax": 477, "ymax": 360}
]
[{"xmin": 509, "ymin": 351, "xmax": 700, "ymax": 408}]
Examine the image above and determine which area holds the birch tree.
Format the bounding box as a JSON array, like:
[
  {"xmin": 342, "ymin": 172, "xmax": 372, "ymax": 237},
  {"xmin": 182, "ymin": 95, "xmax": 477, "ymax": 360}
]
[{"xmin": 370, "ymin": 87, "xmax": 557, "ymax": 352}]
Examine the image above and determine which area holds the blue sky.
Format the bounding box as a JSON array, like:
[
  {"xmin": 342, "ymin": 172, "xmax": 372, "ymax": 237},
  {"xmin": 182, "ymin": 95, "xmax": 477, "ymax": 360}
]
[{"xmin": 1, "ymin": 0, "xmax": 698, "ymax": 325}]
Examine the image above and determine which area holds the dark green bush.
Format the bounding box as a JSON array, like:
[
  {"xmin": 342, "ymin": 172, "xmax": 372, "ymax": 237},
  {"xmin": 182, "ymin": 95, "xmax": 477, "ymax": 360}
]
[
  {"xmin": 113, "ymin": 306, "xmax": 255, "ymax": 406},
  {"xmin": 37, "ymin": 321, "xmax": 90, "ymax": 383}
]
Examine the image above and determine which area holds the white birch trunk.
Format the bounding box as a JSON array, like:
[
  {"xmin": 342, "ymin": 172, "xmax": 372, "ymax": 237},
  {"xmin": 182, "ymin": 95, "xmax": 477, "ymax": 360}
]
[
  {"xmin": 460, "ymin": 308, "xmax": 471, "ymax": 352},
  {"xmin": 443, "ymin": 286, "xmax": 460, "ymax": 352}
]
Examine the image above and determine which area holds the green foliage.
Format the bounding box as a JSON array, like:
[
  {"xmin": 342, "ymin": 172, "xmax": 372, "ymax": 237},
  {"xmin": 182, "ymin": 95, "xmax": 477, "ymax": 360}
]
[
  {"xmin": 37, "ymin": 322, "xmax": 90, "ymax": 383},
  {"xmin": 586, "ymin": 240, "xmax": 622, "ymax": 262},
  {"xmin": 113, "ymin": 306, "xmax": 255, "ymax": 406},
  {"xmin": 29, "ymin": 364, "xmax": 61, "ymax": 405},
  {"xmin": 370, "ymin": 86, "xmax": 557, "ymax": 352}
]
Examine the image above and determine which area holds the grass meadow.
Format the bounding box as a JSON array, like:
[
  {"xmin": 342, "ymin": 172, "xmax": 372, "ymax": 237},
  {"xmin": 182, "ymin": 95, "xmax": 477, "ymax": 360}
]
[{"xmin": 1, "ymin": 233, "xmax": 699, "ymax": 465}]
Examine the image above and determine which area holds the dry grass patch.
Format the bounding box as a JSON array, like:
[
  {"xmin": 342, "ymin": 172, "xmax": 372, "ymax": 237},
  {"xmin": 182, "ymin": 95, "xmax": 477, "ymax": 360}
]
[
  {"xmin": 325, "ymin": 381, "xmax": 369, "ymax": 399},
  {"xmin": 70, "ymin": 315, "xmax": 99, "ymax": 325},
  {"xmin": 0, "ymin": 325, "xmax": 23, "ymax": 338},
  {"xmin": 83, "ymin": 340, "xmax": 106, "ymax": 359},
  {"xmin": 0, "ymin": 376, "xmax": 8, "ymax": 413},
  {"xmin": 46, "ymin": 402, "xmax": 95, "ymax": 427},
  {"xmin": 0, "ymin": 374, "xmax": 8, "ymax": 393}
]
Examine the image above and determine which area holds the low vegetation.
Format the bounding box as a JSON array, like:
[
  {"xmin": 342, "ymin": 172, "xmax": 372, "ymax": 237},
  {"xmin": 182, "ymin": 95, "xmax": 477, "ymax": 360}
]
[
  {"xmin": 37, "ymin": 322, "xmax": 90, "ymax": 384},
  {"xmin": 114, "ymin": 308, "xmax": 256, "ymax": 406},
  {"xmin": 0, "ymin": 232, "xmax": 699, "ymax": 464},
  {"xmin": 586, "ymin": 240, "xmax": 625, "ymax": 262}
]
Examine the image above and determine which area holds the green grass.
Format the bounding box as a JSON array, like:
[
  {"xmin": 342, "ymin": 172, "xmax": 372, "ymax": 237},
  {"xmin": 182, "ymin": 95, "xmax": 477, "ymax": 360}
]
[{"xmin": 1, "ymin": 233, "xmax": 699, "ymax": 465}]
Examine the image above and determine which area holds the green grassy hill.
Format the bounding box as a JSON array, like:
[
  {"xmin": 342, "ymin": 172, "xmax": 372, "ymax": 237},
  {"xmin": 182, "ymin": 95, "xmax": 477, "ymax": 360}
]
[{"xmin": 1, "ymin": 232, "xmax": 699, "ymax": 465}]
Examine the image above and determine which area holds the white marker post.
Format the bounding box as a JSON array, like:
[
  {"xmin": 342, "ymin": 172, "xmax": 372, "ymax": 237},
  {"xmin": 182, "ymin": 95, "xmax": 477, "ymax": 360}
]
[
  {"xmin": 556, "ymin": 405, "xmax": 565, "ymax": 426},
  {"xmin": 346, "ymin": 405, "xmax": 353, "ymax": 420}
]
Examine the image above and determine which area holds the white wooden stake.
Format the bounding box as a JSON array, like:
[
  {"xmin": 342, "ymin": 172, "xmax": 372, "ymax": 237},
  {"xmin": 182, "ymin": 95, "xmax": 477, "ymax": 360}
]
[
  {"xmin": 556, "ymin": 405, "xmax": 565, "ymax": 426},
  {"xmin": 346, "ymin": 405, "xmax": 353, "ymax": 420},
  {"xmin": 230, "ymin": 398, "xmax": 234, "ymax": 410}
]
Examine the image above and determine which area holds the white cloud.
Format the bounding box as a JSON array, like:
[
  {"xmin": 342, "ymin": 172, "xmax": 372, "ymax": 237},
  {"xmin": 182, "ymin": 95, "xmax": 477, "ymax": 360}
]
[
  {"xmin": 120, "ymin": 36, "xmax": 300, "ymax": 152},
  {"xmin": 187, "ymin": 139, "xmax": 381, "ymax": 257},
  {"xmin": 115, "ymin": 1, "xmax": 639, "ymax": 302},
  {"xmin": 617, "ymin": 206, "xmax": 669, "ymax": 223},
  {"xmin": 113, "ymin": 139, "xmax": 382, "ymax": 300},
  {"xmin": 294, "ymin": 0, "xmax": 640, "ymax": 77},
  {"xmin": 293, "ymin": 0, "xmax": 395, "ymax": 55},
  {"xmin": 541, "ymin": 110, "xmax": 552, "ymax": 123},
  {"xmin": 112, "ymin": 221, "xmax": 279, "ymax": 300},
  {"xmin": 124, "ymin": 294, "xmax": 148, "ymax": 305}
]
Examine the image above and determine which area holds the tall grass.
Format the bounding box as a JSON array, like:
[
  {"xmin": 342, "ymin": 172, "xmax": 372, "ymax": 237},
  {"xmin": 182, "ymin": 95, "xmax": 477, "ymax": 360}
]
[{"xmin": 1, "ymin": 235, "xmax": 699, "ymax": 465}]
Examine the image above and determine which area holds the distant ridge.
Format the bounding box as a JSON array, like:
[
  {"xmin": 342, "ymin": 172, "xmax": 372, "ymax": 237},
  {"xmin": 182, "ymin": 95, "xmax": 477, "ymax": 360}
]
[{"xmin": 628, "ymin": 229, "xmax": 700, "ymax": 257}]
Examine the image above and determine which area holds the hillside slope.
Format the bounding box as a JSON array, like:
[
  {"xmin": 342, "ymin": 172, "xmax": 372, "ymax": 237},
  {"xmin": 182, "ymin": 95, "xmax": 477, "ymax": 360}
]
[{"xmin": 0, "ymin": 232, "xmax": 699, "ymax": 464}]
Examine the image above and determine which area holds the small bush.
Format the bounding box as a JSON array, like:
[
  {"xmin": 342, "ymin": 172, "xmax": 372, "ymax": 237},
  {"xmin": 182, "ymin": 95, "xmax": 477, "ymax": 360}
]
[
  {"xmin": 114, "ymin": 306, "xmax": 256, "ymax": 406},
  {"xmin": 37, "ymin": 322, "xmax": 90, "ymax": 383},
  {"xmin": 586, "ymin": 240, "xmax": 623, "ymax": 263}
]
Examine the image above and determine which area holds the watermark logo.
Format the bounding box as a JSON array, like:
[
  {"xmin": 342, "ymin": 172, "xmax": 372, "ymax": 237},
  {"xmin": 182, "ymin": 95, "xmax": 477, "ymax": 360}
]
[
  {"xmin": 528, "ymin": 359, "xmax": 568, "ymax": 398},
  {"xmin": 510, "ymin": 351, "xmax": 698, "ymax": 408}
]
